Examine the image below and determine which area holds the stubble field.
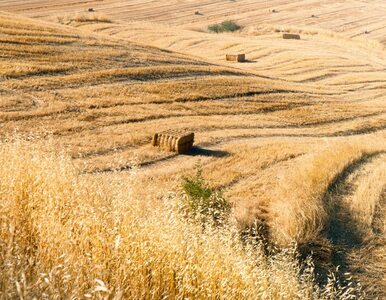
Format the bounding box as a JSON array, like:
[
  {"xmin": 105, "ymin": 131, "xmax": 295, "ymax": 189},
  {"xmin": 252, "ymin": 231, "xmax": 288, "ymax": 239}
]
[{"xmin": 0, "ymin": 1, "xmax": 385, "ymax": 299}]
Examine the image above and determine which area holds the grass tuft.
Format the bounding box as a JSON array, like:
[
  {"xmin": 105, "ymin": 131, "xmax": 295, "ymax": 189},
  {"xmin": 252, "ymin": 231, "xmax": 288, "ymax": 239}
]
[{"xmin": 181, "ymin": 163, "xmax": 231, "ymax": 224}]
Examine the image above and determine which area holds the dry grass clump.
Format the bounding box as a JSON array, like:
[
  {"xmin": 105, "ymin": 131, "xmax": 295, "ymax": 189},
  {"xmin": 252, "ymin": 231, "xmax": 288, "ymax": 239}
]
[
  {"xmin": 0, "ymin": 139, "xmax": 357, "ymax": 299},
  {"xmin": 57, "ymin": 14, "xmax": 112, "ymax": 25},
  {"xmin": 269, "ymin": 144, "xmax": 360, "ymax": 245},
  {"xmin": 268, "ymin": 141, "xmax": 384, "ymax": 245},
  {"xmin": 348, "ymin": 156, "xmax": 386, "ymax": 235}
]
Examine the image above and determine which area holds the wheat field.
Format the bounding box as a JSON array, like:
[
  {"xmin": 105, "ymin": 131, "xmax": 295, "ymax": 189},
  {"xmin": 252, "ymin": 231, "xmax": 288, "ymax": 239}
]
[
  {"xmin": 0, "ymin": 1, "xmax": 385, "ymax": 299},
  {"xmin": 3, "ymin": 0, "xmax": 386, "ymax": 43}
]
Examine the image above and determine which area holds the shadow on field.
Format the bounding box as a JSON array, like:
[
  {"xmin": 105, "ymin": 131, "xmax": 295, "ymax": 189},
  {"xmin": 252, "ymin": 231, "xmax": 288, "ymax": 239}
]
[
  {"xmin": 188, "ymin": 146, "xmax": 230, "ymax": 157},
  {"xmin": 242, "ymin": 60, "xmax": 257, "ymax": 64}
]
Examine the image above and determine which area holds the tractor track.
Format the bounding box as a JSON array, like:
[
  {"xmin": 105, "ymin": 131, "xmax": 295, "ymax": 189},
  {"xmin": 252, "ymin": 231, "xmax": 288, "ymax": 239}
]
[{"xmin": 316, "ymin": 152, "xmax": 386, "ymax": 297}]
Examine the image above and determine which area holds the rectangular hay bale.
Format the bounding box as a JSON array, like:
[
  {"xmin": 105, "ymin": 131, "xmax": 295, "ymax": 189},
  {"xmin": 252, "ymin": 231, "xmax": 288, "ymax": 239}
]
[
  {"xmin": 282, "ymin": 33, "xmax": 301, "ymax": 40},
  {"xmin": 226, "ymin": 54, "xmax": 246, "ymax": 62},
  {"xmin": 152, "ymin": 130, "xmax": 194, "ymax": 154}
]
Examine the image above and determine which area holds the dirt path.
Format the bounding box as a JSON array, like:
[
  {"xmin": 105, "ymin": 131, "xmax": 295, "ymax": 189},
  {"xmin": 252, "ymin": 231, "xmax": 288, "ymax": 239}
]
[{"xmin": 321, "ymin": 153, "xmax": 386, "ymax": 297}]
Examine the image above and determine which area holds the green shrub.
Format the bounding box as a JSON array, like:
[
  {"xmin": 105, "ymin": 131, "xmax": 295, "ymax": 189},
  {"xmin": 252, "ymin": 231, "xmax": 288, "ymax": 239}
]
[
  {"xmin": 181, "ymin": 163, "xmax": 231, "ymax": 224},
  {"xmin": 208, "ymin": 20, "xmax": 241, "ymax": 33},
  {"xmin": 221, "ymin": 20, "xmax": 241, "ymax": 32},
  {"xmin": 208, "ymin": 24, "xmax": 222, "ymax": 33}
]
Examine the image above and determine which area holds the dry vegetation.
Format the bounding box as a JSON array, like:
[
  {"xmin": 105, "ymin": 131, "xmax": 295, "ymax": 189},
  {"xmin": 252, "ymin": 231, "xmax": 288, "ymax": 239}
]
[
  {"xmin": 1, "ymin": 139, "xmax": 361, "ymax": 299},
  {"xmin": 57, "ymin": 13, "xmax": 112, "ymax": 25},
  {"xmin": 3, "ymin": 0, "xmax": 386, "ymax": 44},
  {"xmin": 0, "ymin": 1, "xmax": 385, "ymax": 298}
]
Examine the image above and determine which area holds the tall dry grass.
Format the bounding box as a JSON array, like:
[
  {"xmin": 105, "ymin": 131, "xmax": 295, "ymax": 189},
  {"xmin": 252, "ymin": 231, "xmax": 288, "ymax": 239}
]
[
  {"xmin": 0, "ymin": 139, "xmax": 356, "ymax": 299},
  {"xmin": 269, "ymin": 141, "xmax": 385, "ymax": 245},
  {"xmin": 349, "ymin": 158, "xmax": 386, "ymax": 235}
]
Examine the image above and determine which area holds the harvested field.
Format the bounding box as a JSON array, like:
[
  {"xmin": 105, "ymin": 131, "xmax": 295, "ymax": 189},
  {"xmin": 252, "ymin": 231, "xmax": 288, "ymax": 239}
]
[
  {"xmin": 3, "ymin": 0, "xmax": 386, "ymax": 45},
  {"xmin": 0, "ymin": 1, "xmax": 385, "ymax": 299}
]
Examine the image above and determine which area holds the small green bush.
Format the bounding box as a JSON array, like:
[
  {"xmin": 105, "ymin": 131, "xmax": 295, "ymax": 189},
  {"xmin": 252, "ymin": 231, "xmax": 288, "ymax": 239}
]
[
  {"xmin": 208, "ymin": 24, "xmax": 222, "ymax": 33},
  {"xmin": 181, "ymin": 163, "xmax": 231, "ymax": 225},
  {"xmin": 221, "ymin": 20, "xmax": 241, "ymax": 32},
  {"xmin": 208, "ymin": 20, "xmax": 241, "ymax": 33}
]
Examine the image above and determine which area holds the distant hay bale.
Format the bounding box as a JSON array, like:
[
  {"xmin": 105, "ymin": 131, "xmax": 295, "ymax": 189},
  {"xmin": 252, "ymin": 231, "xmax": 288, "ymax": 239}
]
[
  {"xmin": 152, "ymin": 130, "xmax": 194, "ymax": 154},
  {"xmin": 226, "ymin": 54, "xmax": 246, "ymax": 62},
  {"xmin": 282, "ymin": 33, "xmax": 301, "ymax": 40}
]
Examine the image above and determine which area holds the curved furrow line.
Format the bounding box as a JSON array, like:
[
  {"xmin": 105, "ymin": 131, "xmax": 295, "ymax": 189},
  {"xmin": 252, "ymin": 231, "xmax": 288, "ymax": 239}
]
[
  {"xmin": 48, "ymin": 105, "xmax": 386, "ymax": 138},
  {"xmin": 282, "ymin": 64, "xmax": 374, "ymax": 76},
  {"xmin": 3, "ymin": 70, "xmax": 245, "ymax": 92},
  {"xmin": 0, "ymin": 89, "xmax": 305, "ymax": 122},
  {"xmin": 215, "ymin": 153, "xmax": 305, "ymax": 191},
  {"xmin": 67, "ymin": 118, "xmax": 386, "ymax": 163},
  {"xmin": 298, "ymin": 73, "xmax": 339, "ymax": 83},
  {"xmin": 79, "ymin": 126, "xmax": 385, "ymax": 176},
  {"xmin": 85, "ymin": 143, "xmax": 304, "ymax": 176},
  {"xmin": 87, "ymin": 152, "xmax": 179, "ymax": 174},
  {"xmin": 51, "ymin": 103, "xmax": 310, "ymax": 137},
  {"xmin": 199, "ymin": 113, "xmax": 386, "ymax": 133}
]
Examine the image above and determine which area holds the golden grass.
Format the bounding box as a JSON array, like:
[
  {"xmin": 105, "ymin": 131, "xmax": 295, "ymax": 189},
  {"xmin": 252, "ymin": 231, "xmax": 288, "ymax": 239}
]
[
  {"xmin": 350, "ymin": 158, "xmax": 386, "ymax": 235},
  {"xmin": 0, "ymin": 140, "xmax": 357, "ymax": 299},
  {"xmin": 268, "ymin": 140, "xmax": 385, "ymax": 245},
  {"xmin": 0, "ymin": 8, "xmax": 385, "ymax": 298}
]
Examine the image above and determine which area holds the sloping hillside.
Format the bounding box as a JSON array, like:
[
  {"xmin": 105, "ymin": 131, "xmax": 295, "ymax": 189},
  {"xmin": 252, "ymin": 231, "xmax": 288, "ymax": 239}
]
[
  {"xmin": 0, "ymin": 8, "xmax": 385, "ymax": 298},
  {"xmin": 78, "ymin": 19, "xmax": 386, "ymax": 88},
  {"xmin": 0, "ymin": 11, "xmax": 285, "ymax": 171},
  {"xmin": 2, "ymin": 0, "xmax": 386, "ymax": 44}
]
